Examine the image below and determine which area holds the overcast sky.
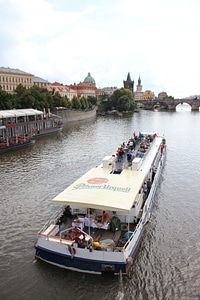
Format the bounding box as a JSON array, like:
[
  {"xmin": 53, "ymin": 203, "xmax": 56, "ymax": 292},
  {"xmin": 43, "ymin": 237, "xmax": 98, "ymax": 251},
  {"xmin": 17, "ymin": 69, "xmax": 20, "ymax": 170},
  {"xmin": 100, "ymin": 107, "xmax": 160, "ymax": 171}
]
[{"xmin": 0, "ymin": 0, "xmax": 200, "ymax": 98}]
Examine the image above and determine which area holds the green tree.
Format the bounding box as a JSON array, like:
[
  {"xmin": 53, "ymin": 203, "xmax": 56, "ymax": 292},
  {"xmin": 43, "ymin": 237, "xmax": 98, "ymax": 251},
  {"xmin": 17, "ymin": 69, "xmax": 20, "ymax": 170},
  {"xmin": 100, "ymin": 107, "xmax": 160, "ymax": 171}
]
[
  {"xmin": 0, "ymin": 84, "xmax": 97, "ymax": 111},
  {"xmin": 80, "ymin": 96, "xmax": 88, "ymax": 110},
  {"xmin": 110, "ymin": 88, "xmax": 136, "ymax": 112},
  {"xmin": 16, "ymin": 89, "xmax": 35, "ymax": 108},
  {"xmin": 29, "ymin": 85, "xmax": 49, "ymax": 110},
  {"xmin": 71, "ymin": 96, "xmax": 81, "ymax": 109},
  {"xmin": 52, "ymin": 91, "xmax": 63, "ymax": 108},
  {"xmin": 0, "ymin": 86, "xmax": 13, "ymax": 109},
  {"xmin": 58, "ymin": 96, "xmax": 71, "ymax": 109},
  {"xmin": 14, "ymin": 84, "xmax": 26, "ymax": 98},
  {"xmin": 87, "ymin": 96, "xmax": 97, "ymax": 106},
  {"xmin": 97, "ymin": 95, "xmax": 111, "ymax": 111},
  {"xmin": 12, "ymin": 84, "xmax": 35, "ymax": 108}
]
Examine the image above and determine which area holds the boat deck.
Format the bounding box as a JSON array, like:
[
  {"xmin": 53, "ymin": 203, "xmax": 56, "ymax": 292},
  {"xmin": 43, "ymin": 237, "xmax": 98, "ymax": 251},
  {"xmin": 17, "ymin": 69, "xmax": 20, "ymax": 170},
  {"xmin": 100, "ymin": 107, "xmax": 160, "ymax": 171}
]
[{"xmin": 56, "ymin": 214, "xmax": 136, "ymax": 247}]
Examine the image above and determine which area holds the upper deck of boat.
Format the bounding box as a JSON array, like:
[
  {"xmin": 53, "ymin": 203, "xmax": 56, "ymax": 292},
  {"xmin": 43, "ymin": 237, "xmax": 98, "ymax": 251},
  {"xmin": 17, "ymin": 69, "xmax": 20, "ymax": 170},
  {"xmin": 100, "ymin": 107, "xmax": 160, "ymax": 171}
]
[
  {"xmin": 105, "ymin": 132, "xmax": 163, "ymax": 173},
  {"xmin": 51, "ymin": 132, "xmax": 165, "ymax": 215}
]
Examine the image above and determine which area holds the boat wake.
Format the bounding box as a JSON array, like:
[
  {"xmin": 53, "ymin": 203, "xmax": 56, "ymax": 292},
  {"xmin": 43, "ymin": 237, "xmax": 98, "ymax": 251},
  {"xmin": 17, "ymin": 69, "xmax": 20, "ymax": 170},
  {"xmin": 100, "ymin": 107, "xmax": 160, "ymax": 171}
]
[
  {"xmin": 116, "ymin": 269, "xmax": 125, "ymax": 300},
  {"xmin": 116, "ymin": 291, "xmax": 125, "ymax": 300}
]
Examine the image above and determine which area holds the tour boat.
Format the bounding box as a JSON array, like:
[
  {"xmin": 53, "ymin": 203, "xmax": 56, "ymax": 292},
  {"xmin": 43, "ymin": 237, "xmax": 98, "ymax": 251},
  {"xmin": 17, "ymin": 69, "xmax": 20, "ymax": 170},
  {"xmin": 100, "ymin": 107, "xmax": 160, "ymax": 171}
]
[
  {"xmin": 0, "ymin": 108, "xmax": 62, "ymax": 153},
  {"xmin": 35, "ymin": 132, "xmax": 166, "ymax": 275}
]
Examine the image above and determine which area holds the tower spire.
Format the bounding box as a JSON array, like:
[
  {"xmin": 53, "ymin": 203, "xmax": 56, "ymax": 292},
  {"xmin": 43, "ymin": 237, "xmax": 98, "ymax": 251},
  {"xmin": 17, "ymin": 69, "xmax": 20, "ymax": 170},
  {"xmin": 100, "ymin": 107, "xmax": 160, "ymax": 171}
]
[{"xmin": 123, "ymin": 72, "xmax": 134, "ymax": 92}]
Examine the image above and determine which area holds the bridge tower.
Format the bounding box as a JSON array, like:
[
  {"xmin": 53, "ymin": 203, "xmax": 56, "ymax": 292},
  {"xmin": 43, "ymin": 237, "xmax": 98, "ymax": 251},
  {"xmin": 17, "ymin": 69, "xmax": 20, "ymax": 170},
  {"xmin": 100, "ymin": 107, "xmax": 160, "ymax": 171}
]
[{"xmin": 123, "ymin": 72, "xmax": 134, "ymax": 92}]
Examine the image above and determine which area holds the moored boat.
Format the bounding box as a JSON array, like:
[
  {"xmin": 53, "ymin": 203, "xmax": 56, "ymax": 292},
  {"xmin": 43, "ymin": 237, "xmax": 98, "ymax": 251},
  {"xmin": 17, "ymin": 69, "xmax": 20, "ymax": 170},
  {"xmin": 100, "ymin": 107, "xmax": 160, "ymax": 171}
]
[
  {"xmin": 0, "ymin": 136, "xmax": 35, "ymax": 153},
  {"xmin": 0, "ymin": 108, "xmax": 63, "ymax": 153},
  {"xmin": 32, "ymin": 109, "xmax": 63, "ymax": 137},
  {"xmin": 35, "ymin": 132, "xmax": 166, "ymax": 275}
]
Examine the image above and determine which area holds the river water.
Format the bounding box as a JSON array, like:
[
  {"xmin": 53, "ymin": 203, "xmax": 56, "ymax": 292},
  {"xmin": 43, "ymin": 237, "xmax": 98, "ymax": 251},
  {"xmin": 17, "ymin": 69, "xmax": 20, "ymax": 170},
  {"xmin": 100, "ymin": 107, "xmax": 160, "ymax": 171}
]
[{"xmin": 0, "ymin": 107, "xmax": 200, "ymax": 300}]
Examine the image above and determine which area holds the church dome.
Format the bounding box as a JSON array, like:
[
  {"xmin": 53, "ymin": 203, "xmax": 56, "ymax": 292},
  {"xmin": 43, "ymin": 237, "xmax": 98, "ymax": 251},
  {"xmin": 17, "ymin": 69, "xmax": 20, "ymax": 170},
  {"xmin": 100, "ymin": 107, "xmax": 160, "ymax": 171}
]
[{"xmin": 83, "ymin": 72, "xmax": 96, "ymax": 86}]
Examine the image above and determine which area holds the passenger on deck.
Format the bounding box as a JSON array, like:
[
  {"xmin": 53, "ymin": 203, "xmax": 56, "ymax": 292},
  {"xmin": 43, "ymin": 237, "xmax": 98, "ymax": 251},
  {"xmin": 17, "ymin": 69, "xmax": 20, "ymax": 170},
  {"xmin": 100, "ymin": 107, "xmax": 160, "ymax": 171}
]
[
  {"xmin": 102, "ymin": 211, "xmax": 109, "ymax": 224},
  {"xmin": 131, "ymin": 149, "xmax": 137, "ymax": 160},
  {"xmin": 161, "ymin": 144, "xmax": 165, "ymax": 154},
  {"xmin": 152, "ymin": 165, "xmax": 157, "ymax": 181},
  {"xmin": 147, "ymin": 178, "xmax": 152, "ymax": 195},
  {"xmin": 64, "ymin": 205, "xmax": 72, "ymax": 216},
  {"xmin": 88, "ymin": 208, "xmax": 96, "ymax": 220},
  {"xmin": 129, "ymin": 140, "xmax": 134, "ymax": 150},
  {"xmin": 72, "ymin": 217, "xmax": 85, "ymax": 230},
  {"xmin": 143, "ymin": 182, "xmax": 147, "ymax": 199},
  {"xmin": 91, "ymin": 219, "xmax": 109, "ymax": 230},
  {"xmin": 127, "ymin": 149, "xmax": 132, "ymax": 163}
]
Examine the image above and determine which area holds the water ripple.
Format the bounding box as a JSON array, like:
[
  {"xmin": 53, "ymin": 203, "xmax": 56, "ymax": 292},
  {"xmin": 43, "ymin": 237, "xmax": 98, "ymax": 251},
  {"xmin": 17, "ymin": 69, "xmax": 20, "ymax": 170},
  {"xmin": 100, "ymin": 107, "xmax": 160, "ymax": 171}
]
[{"xmin": 1, "ymin": 112, "xmax": 200, "ymax": 300}]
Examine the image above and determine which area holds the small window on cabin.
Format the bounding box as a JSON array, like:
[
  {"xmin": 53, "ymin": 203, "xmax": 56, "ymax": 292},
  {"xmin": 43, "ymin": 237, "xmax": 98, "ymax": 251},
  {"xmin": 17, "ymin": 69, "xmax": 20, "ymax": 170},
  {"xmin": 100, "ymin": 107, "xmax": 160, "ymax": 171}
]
[{"xmin": 112, "ymin": 169, "xmax": 122, "ymax": 174}]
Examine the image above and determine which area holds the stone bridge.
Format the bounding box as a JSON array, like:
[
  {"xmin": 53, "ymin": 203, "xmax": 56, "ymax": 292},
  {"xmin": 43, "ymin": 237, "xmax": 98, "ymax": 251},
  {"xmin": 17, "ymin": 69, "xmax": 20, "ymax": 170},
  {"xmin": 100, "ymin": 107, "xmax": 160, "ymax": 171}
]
[{"xmin": 135, "ymin": 98, "xmax": 200, "ymax": 111}]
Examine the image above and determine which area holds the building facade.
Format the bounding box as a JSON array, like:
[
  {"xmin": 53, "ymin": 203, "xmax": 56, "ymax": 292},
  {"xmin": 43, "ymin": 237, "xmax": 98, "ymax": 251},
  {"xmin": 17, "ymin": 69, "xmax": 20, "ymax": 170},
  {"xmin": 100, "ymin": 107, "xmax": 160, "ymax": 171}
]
[
  {"xmin": 68, "ymin": 72, "xmax": 103, "ymax": 99},
  {"xmin": 158, "ymin": 92, "xmax": 168, "ymax": 100},
  {"xmin": 143, "ymin": 90, "xmax": 155, "ymax": 100},
  {"xmin": 34, "ymin": 76, "xmax": 50, "ymax": 88},
  {"xmin": 101, "ymin": 87, "xmax": 118, "ymax": 97},
  {"xmin": 0, "ymin": 67, "xmax": 34, "ymax": 93},
  {"xmin": 46, "ymin": 82, "xmax": 77, "ymax": 101}
]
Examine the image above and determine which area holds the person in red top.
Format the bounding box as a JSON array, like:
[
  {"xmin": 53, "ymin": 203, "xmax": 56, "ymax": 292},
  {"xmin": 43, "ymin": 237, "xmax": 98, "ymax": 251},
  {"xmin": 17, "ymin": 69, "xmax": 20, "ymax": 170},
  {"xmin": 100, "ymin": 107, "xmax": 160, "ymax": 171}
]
[
  {"xmin": 102, "ymin": 211, "xmax": 109, "ymax": 224},
  {"xmin": 161, "ymin": 144, "xmax": 165, "ymax": 154}
]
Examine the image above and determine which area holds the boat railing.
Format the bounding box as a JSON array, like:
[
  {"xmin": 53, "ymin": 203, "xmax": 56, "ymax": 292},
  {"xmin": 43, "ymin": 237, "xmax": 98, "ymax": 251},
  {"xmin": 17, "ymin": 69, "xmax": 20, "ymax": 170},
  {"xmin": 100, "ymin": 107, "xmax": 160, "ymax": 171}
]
[
  {"xmin": 38, "ymin": 209, "xmax": 63, "ymax": 234},
  {"xmin": 39, "ymin": 223, "xmax": 129, "ymax": 252},
  {"xmin": 59, "ymin": 227, "xmax": 73, "ymax": 238},
  {"xmin": 139, "ymin": 136, "xmax": 156, "ymax": 164},
  {"xmin": 122, "ymin": 152, "xmax": 165, "ymax": 251},
  {"xmin": 122, "ymin": 216, "xmax": 144, "ymax": 251},
  {"xmin": 59, "ymin": 227, "xmax": 94, "ymax": 245}
]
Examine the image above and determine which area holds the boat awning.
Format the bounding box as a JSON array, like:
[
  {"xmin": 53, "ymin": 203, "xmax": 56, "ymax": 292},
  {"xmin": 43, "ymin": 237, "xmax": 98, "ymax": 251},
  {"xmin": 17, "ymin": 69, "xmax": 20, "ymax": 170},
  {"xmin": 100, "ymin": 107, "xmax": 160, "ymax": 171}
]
[
  {"xmin": 52, "ymin": 167, "xmax": 146, "ymax": 212},
  {"xmin": 0, "ymin": 109, "xmax": 43, "ymax": 118}
]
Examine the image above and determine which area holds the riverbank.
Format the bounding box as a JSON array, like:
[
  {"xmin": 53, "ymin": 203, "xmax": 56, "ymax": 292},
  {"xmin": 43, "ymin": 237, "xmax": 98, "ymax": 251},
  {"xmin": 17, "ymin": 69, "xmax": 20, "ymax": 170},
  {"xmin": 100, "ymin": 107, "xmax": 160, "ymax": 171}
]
[{"xmin": 53, "ymin": 107, "xmax": 96, "ymax": 124}]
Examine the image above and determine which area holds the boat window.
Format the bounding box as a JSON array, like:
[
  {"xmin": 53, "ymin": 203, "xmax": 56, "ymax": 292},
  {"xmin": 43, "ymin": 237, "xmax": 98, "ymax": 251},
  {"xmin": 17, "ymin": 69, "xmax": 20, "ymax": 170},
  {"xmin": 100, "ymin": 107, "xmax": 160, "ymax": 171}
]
[{"xmin": 112, "ymin": 169, "xmax": 122, "ymax": 174}]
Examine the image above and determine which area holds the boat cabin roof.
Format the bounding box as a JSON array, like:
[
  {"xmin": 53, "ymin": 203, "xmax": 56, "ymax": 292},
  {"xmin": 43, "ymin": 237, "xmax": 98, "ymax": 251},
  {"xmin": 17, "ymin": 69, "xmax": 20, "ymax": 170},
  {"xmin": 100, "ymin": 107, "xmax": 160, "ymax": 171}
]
[
  {"xmin": 52, "ymin": 167, "xmax": 146, "ymax": 212},
  {"xmin": 0, "ymin": 109, "xmax": 43, "ymax": 119}
]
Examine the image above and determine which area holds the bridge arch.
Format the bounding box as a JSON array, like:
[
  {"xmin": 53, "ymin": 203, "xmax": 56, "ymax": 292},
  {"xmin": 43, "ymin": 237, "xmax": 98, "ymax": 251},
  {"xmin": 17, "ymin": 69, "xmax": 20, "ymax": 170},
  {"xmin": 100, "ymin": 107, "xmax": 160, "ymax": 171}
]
[
  {"xmin": 176, "ymin": 102, "xmax": 191, "ymax": 111},
  {"xmin": 135, "ymin": 98, "xmax": 200, "ymax": 111},
  {"xmin": 173, "ymin": 99, "xmax": 200, "ymax": 111}
]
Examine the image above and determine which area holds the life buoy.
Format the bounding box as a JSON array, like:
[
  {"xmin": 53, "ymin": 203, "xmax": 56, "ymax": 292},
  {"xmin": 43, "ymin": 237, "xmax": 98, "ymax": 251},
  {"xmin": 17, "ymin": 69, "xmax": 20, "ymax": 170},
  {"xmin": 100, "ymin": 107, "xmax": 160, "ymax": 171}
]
[
  {"xmin": 68, "ymin": 229, "xmax": 78, "ymax": 240},
  {"xmin": 76, "ymin": 231, "xmax": 85, "ymax": 241}
]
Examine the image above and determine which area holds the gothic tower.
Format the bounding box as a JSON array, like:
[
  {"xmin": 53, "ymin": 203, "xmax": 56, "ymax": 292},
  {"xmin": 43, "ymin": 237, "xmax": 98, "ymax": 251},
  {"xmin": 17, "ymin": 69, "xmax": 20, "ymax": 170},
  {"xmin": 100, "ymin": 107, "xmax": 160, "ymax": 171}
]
[
  {"xmin": 123, "ymin": 72, "xmax": 134, "ymax": 92},
  {"xmin": 136, "ymin": 76, "xmax": 142, "ymax": 92},
  {"xmin": 134, "ymin": 76, "xmax": 144, "ymax": 100}
]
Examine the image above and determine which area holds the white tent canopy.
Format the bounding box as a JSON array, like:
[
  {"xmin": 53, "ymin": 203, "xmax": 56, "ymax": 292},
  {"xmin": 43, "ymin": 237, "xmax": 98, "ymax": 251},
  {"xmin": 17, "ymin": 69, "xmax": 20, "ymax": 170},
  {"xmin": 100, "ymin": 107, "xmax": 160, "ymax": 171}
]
[
  {"xmin": 52, "ymin": 167, "xmax": 146, "ymax": 212},
  {"xmin": 0, "ymin": 108, "xmax": 43, "ymax": 119}
]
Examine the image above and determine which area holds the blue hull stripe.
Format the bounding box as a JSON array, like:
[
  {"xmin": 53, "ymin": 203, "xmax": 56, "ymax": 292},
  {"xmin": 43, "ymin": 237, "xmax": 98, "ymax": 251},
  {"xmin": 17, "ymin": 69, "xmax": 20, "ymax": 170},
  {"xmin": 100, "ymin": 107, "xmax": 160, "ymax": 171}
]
[{"xmin": 35, "ymin": 246, "xmax": 127, "ymax": 275}]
